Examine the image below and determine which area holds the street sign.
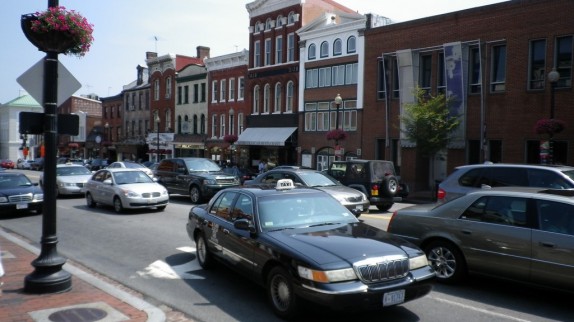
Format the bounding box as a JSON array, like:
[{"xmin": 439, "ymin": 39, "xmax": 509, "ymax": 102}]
[{"xmin": 16, "ymin": 58, "xmax": 82, "ymax": 107}]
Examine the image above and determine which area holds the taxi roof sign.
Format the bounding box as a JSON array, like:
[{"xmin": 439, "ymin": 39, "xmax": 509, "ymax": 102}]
[{"xmin": 276, "ymin": 179, "xmax": 296, "ymax": 190}]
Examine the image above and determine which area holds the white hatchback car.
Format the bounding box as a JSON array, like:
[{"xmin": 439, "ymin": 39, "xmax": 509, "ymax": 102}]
[
  {"xmin": 84, "ymin": 168, "xmax": 168, "ymax": 213},
  {"xmin": 40, "ymin": 164, "xmax": 93, "ymax": 197}
]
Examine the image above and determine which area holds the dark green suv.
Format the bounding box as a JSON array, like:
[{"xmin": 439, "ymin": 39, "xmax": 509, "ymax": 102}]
[
  {"xmin": 154, "ymin": 157, "xmax": 240, "ymax": 203},
  {"xmin": 327, "ymin": 159, "xmax": 407, "ymax": 211}
]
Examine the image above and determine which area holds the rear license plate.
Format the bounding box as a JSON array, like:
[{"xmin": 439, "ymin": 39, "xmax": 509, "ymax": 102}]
[
  {"xmin": 16, "ymin": 203, "xmax": 29, "ymax": 209},
  {"xmin": 383, "ymin": 289, "xmax": 405, "ymax": 307}
]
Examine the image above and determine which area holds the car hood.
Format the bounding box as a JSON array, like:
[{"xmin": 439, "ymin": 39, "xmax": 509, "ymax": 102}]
[
  {"xmin": 314, "ymin": 185, "xmax": 363, "ymax": 198},
  {"xmin": 266, "ymin": 222, "xmax": 420, "ymax": 267},
  {"xmin": 57, "ymin": 175, "xmax": 92, "ymax": 183},
  {"xmin": 0, "ymin": 185, "xmax": 42, "ymax": 196}
]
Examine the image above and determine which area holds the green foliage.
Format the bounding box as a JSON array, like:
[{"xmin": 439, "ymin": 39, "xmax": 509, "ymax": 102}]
[{"xmin": 400, "ymin": 87, "xmax": 460, "ymax": 156}]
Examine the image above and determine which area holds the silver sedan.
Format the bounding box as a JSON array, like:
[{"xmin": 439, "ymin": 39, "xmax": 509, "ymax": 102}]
[
  {"xmin": 387, "ymin": 187, "xmax": 574, "ymax": 292},
  {"xmin": 84, "ymin": 168, "xmax": 169, "ymax": 213}
]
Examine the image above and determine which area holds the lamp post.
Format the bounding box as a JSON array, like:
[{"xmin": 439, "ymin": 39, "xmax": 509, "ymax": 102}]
[
  {"xmin": 334, "ymin": 93, "xmax": 342, "ymax": 160},
  {"xmin": 104, "ymin": 122, "xmax": 109, "ymax": 159},
  {"xmin": 155, "ymin": 114, "xmax": 161, "ymax": 162},
  {"xmin": 548, "ymin": 68, "xmax": 560, "ymax": 164}
]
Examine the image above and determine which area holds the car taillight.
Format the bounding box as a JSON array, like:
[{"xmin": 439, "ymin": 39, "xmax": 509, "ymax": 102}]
[
  {"xmin": 387, "ymin": 211, "xmax": 398, "ymax": 231},
  {"xmin": 371, "ymin": 184, "xmax": 379, "ymax": 196},
  {"xmin": 437, "ymin": 187, "xmax": 446, "ymax": 200}
]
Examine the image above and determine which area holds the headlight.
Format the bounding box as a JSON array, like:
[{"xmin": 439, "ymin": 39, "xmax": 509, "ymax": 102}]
[
  {"xmin": 121, "ymin": 189, "xmax": 140, "ymax": 198},
  {"xmin": 297, "ymin": 266, "xmax": 357, "ymax": 283},
  {"xmin": 203, "ymin": 179, "xmax": 216, "ymax": 185},
  {"xmin": 33, "ymin": 193, "xmax": 44, "ymax": 201},
  {"xmin": 409, "ymin": 254, "xmax": 429, "ymax": 270},
  {"xmin": 0, "ymin": 196, "xmax": 8, "ymax": 203}
]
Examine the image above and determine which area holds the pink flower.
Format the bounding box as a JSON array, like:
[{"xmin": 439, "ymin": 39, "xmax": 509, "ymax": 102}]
[{"xmin": 534, "ymin": 118, "xmax": 566, "ymax": 136}]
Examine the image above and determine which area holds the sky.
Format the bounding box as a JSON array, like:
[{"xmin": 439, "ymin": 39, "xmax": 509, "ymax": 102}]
[{"xmin": 0, "ymin": 0, "xmax": 508, "ymax": 104}]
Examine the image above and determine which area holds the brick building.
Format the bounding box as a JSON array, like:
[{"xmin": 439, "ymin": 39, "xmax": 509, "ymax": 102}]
[{"xmin": 362, "ymin": 0, "xmax": 574, "ymax": 192}]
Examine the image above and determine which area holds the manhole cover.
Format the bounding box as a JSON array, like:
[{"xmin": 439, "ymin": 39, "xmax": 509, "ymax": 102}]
[{"xmin": 48, "ymin": 308, "xmax": 108, "ymax": 322}]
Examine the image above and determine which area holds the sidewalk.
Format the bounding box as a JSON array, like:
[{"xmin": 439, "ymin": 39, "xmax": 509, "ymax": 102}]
[{"xmin": 0, "ymin": 228, "xmax": 165, "ymax": 322}]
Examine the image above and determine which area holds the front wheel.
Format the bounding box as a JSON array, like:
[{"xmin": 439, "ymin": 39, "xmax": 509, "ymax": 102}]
[
  {"xmin": 266, "ymin": 266, "xmax": 300, "ymax": 320},
  {"xmin": 86, "ymin": 193, "xmax": 96, "ymax": 208},
  {"xmin": 113, "ymin": 197, "xmax": 124, "ymax": 213},
  {"xmin": 424, "ymin": 240, "xmax": 467, "ymax": 283},
  {"xmin": 190, "ymin": 186, "xmax": 202, "ymax": 204},
  {"xmin": 195, "ymin": 233, "xmax": 214, "ymax": 269}
]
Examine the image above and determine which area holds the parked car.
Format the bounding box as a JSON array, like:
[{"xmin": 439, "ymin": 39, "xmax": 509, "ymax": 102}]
[
  {"xmin": 84, "ymin": 168, "xmax": 169, "ymax": 213},
  {"xmin": 30, "ymin": 157, "xmax": 44, "ymax": 171},
  {"xmin": 387, "ymin": 187, "xmax": 574, "ymax": 292},
  {"xmin": 437, "ymin": 163, "xmax": 574, "ymax": 203},
  {"xmin": 85, "ymin": 158, "xmax": 108, "ymax": 171},
  {"xmin": 107, "ymin": 161, "xmax": 154, "ymax": 178},
  {"xmin": 16, "ymin": 159, "xmax": 33, "ymax": 170},
  {"xmin": 0, "ymin": 172, "xmax": 43, "ymax": 214},
  {"xmin": 0, "ymin": 159, "xmax": 15, "ymax": 169},
  {"xmin": 325, "ymin": 159, "xmax": 407, "ymax": 211},
  {"xmin": 153, "ymin": 157, "xmax": 240, "ymax": 203},
  {"xmin": 245, "ymin": 168, "xmax": 369, "ymax": 216},
  {"xmin": 187, "ymin": 179, "xmax": 435, "ymax": 319},
  {"xmin": 39, "ymin": 164, "xmax": 93, "ymax": 197}
]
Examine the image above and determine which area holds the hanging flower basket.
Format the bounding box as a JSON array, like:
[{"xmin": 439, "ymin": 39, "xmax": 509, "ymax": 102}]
[
  {"xmin": 326, "ymin": 129, "xmax": 348, "ymax": 141},
  {"xmin": 21, "ymin": 6, "xmax": 94, "ymax": 57},
  {"xmin": 534, "ymin": 118, "xmax": 566, "ymax": 136},
  {"xmin": 223, "ymin": 134, "xmax": 238, "ymax": 144}
]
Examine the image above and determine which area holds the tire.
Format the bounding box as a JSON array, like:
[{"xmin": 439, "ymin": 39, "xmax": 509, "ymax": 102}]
[
  {"xmin": 113, "ymin": 197, "xmax": 124, "ymax": 213},
  {"xmin": 190, "ymin": 186, "xmax": 202, "ymax": 204},
  {"xmin": 381, "ymin": 175, "xmax": 399, "ymax": 197},
  {"xmin": 424, "ymin": 240, "xmax": 467, "ymax": 283},
  {"xmin": 376, "ymin": 202, "xmax": 393, "ymax": 212},
  {"xmin": 266, "ymin": 266, "xmax": 300, "ymax": 320},
  {"xmin": 86, "ymin": 193, "xmax": 96, "ymax": 208},
  {"xmin": 195, "ymin": 233, "xmax": 214, "ymax": 269}
]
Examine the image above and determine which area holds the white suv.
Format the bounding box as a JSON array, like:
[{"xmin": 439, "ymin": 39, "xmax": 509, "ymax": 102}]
[{"xmin": 437, "ymin": 163, "xmax": 574, "ymax": 203}]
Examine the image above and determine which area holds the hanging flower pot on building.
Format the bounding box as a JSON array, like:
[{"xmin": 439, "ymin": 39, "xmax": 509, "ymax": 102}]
[
  {"xmin": 534, "ymin": 118, "xmax": 566, "ymax": 137},
  {"xmin": 21, "ymin": 6, "xmax": 94, "ymax": 57}
]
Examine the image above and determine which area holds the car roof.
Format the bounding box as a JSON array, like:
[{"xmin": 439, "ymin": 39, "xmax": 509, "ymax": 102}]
[
  {"xmin": 98, "ymin": 168, "xmax": 144, "ymax": 173},
  {"xmin": 455, "ymin": 163, "xmax": 574, "ymax": 171},
  {"xmin": 466, "ymin": 186, "xmax": 574, "ymax": 200},
  {"xmin": 56, "ymin": 163, "xmax": 86, "ymax": 167}
]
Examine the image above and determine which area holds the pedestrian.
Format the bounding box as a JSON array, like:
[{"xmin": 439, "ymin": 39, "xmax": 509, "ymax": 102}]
[
  {"xmin": 258, "ymin": 159, "xmax": 266, "ymax": 174},
  {"xmin": 0, "ymin": 245, "xmax": 4, "ymax": 293}
]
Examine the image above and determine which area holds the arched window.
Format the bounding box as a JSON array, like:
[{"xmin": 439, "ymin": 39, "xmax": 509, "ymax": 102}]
[
  {"xmin": 263, "ymin": 84, "xmax": 271, "ymax": 113},
  {"xmin": 308, "ymin": 44, "xmax": 316, "ymax": 60},
  {"xmin": 177, "ymin": 115, "xmax": 182, "ymax": 133},
  {"xmin": 274, "ymin": 83, "xmax": 282, "ymax": 113},
  {"xmin": 276, "ymin": 15, "xmax": 284, "ymax": 27},
  {"xmin": 165, "ymin": 77, "xmax": 172, "ymax": 98},
  {"xmin": 288, "ymin": 12, "xmax": 295, "ymax": 24},
  {"xmin": 253, "ymin": 85, "xmax": 260, "ymax": 113},
  {"xmin": 286, "ymin": 81, "xmax": 294, "ymax": 113},
  {"xmin": 255, "ymin": 21, "xmax": 261, "ymax": 32},
  {"xmin": 347, "ymin": 36, "xmax": 356, "ymax": 53},
  {"xmin": 320, "ymin": 41, "xmax": 329, "ymax": 58},
  {"xmin": 333, "ymin": 38, "xmax": 342, "ymax": 56},
  {"xmin": 200, "ymin": 114, "xmax": 206, "ymax": 134},
  {"xmin": 265, "ymin": 18, "xmax": 273, "ymax": 30}
]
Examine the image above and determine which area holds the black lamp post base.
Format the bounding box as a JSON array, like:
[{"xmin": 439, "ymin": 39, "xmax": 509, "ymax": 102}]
[{"xmin": 25, "ymin": 265, "xmax": 72, "ymax": 294}]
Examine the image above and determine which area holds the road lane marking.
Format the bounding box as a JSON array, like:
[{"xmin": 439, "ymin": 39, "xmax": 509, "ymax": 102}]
[{"xmin": 430, "ymin": 295, "xmax": 532, "ymax": 322}]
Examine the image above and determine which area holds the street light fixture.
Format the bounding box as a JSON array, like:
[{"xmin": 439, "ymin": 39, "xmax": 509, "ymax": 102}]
[
  {"xmin": 104, "ymin": 122, "xmax": 109, "ymax": 159},
  {"xmin": 334, "ymin": 93, "xmax": 342, "ymax": 160},
  {"xmin": 547, "ymin": 68, "xmax": 560, "ymax": 164},
  {"xmin": 155, "ymin": 114, "xmax": 161, "ymax": 162}
]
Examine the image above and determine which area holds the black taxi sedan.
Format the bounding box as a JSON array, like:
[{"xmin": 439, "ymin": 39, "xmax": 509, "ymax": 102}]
[{"xmin": 187, "ymin": 179, "xmax": 435, "ymax": 319}]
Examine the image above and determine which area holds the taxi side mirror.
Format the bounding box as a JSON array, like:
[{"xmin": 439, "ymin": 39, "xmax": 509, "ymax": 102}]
[{"xmin": 234, "ymin": 218, "xmax": 256, "ymax": 234}]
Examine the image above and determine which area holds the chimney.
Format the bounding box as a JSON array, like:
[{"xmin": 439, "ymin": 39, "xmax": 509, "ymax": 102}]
[
  {"xmin": 136, "ymin": 65, "xmax": 144, "ymax": 85},
  {"xmin": 146, "ymin": 51, "xmax": 157, "ymax": 59},
  {"xmin": 197, "ymin": 46, "xmax": 210, "ymax": 60}
]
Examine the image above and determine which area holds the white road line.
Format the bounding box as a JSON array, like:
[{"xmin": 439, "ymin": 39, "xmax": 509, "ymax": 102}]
[{"xmin": 430, "ymin": 295, "xmax": 532, "ymax": 322}]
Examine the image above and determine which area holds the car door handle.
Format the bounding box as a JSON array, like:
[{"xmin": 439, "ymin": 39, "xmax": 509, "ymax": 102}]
[
  {"xmin": 539, "ymin": 241, "xmax": 556, "ymax": 248},
  {"xmin": 461, "ymin": 230, "xmax": 472, "ymax": 235}
]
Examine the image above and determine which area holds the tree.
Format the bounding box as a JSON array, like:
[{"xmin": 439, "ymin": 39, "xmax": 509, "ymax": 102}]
[{"xmin": 400, "ymin": 87, "xmax": 460, "ymax": 190}]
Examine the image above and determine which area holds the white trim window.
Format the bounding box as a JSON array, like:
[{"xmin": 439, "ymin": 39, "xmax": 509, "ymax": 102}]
[
  {"xmin": 229, "ymin": 78, "xmax": 235, "ymax": 101},
  {"xmin": 304, "ymin": 103, "xmax": 317, "ymax": 131},
  {"xmin": 254, "ymin": 41, "xmax": 261, "ymax": 67},
  {"xmin": 165, "ymin": 77, "xmax": 172, "ymax": 99},
  {"xmin": 287, "ymin": 33, "xmax": 295, "ymax": 62},
  {"xmin": 211, "ymin": 80, "xmax": 218, "ymax": 102},
  {"xmin": 265, "ymin": 38, "xmax": 272, "ymax": 66},
  {"xmin": 154, "ymin": 79, "xmax": 160, "ymax": 101},
  {"xmin": 274, "ymin": 83, "xmax": 282, "ymax": 113},
  {"xmin": 211, "ymin": 114, "xmax": 217, "ymax": 137},
  {"xmin": 220, "ymin": 79, "xmax": 227, "ymax": 102},
  {"xmin": 253, "ymin": 85, "xmax": 260, "ymax": 113},
  {"xmin": 286, "ymin": 81, "xmax": 294, "ymax": 112},
  {"xmin": 276, "ymin": 36, "xmax": 283, "ymax": 64},
  {"xmin": 238, "ymin": 77, "xmax": 245, "ymax": 100},
  {"xmin": 238, "ymin": 112, "xmax": 244, "ymax": 134},
  {"xmin": 219, "ymin": 114, "xmax": 226, "ymax": 138}
]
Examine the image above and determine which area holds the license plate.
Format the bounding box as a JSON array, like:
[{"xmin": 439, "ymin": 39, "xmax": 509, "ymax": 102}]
[
  {"xmin": 16, "ymin": 203, "xmax": 29, "ymax": 209},
  {"xmin": 355, "ymin": 205, "xmax": 363, "ymax": 211},
  {"xmin": 383, "ymin": 289, "xmax": 405, "ymax": 307}
]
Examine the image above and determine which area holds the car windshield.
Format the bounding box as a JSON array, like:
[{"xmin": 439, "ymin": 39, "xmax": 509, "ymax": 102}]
[
  {"xmin": 112, "ymin": 171, "xmax": 154, "ymax": 185},
  {"xmin": 185, "ymin": 159, "xmax": 221, "ymax": 172},
  {"xmin": 371, "ymin": 162, "xmax": 396, "ymax": 181},
  {"xmin": 298, "ymin": 172, "xmax": 338, "ymax": 187},
  {"xmin": 257, "ymin": 193, "xmax": 357, "ymax": 231},
  {"xmin": 0, "ymin": 175, "xmax": 32, "ymax": 188},
  {"xmin": 57, "ymin": 166, "xmax": 92, "ymax": 176},
  {"xmin": 561, "ymin": 170, "xmax": 574, "ymax": 185}
]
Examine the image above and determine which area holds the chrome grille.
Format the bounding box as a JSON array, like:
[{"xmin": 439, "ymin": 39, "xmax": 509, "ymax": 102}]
[
  {"xmin": 141, "ymin": 192, "xmax": 162, "ymax": 198},
  {"xmin": 355, "ymin": 256, "xmax": 409, "ymax": 283},
  {"xmin": 216, "ymin": 178, "xmax": 236, "ymax": 184},
  {"xmin": 9, "ymin": 194, "xmax": 33, "ymax": 203},
  {"xmin": 347, "ymin": 196, "xmax": 363, "ymax": 202}
]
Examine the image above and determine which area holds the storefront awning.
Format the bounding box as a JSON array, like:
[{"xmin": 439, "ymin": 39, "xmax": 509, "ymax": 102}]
[{"xmin": 236, "ymin": 127, "xmax": 297, "ymax": 146}]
